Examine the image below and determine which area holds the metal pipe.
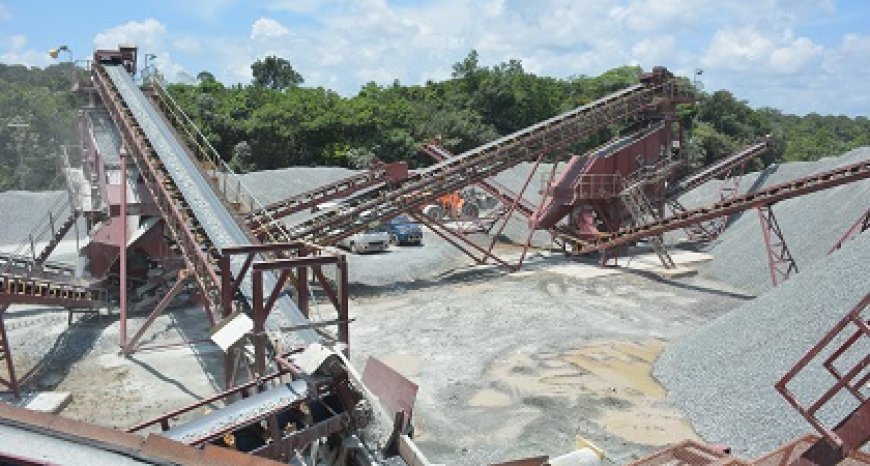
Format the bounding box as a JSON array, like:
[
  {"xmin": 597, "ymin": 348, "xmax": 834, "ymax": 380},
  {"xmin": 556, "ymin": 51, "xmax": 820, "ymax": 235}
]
[{"xmin": 119, "ymin": 148, "xmax": 128, "ymax": 350}]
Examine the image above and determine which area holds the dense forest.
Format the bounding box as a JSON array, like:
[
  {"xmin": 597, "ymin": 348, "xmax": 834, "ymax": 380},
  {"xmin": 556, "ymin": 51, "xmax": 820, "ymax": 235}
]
[{"xmin": 1, "ymin": 51, "xmax": 868, "ymax": 191}]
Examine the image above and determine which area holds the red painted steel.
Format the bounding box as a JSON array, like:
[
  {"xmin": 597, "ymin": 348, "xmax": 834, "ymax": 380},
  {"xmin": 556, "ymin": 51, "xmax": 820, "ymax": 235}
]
[
  {"xmin": 361, "ymin": 356, "xmax": 418, "ymax": 431},
  {"xmin": 829, "ymin": 208, "xmax": 870, "ymax": 254},
  {"xmin": 0, "ymin": 305, "xmax": 18, "ymax": 398},
  {"xmin": 246, "ymin": 161, "xmax": 409, "ymax": 228},
  {"xmin": 572, "ymin": 158, "xmax": 870, "ymax": 254},
  {"xmin": 265, "ymin": 68, "xmax": 690, "ymax": 247},
  {"xmin": 757, "ymin": 205, "xmax": 799, "ymax": 286},
  {"xmin": 774, "ymin": 294, "xmax": 869, "ymax": 462},
  {"xmin": 420, "ymin": 142, "xmax": 537, "ymax": 218},
  {"xmin": 92, "ymin": 62, "xmax": 223, "ymax": 317}
]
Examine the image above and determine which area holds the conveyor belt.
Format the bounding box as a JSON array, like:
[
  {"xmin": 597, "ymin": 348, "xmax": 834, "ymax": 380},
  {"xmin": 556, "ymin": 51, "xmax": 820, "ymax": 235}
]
[
  {"xmin": 161, "ymin": 380, "xmax": 308, "ymax": 445},
  {"xmin": 272, "ymin": 70, "xmax": 687, "ymax": 246},
  {"xmin": 102, "ymin": 65, "xmax": 318, "ymax": 345},
  {"xmin": 420, "ymin": 142, "xmax": 537, "ymax": 218},
  {"xmin": 667, "ymin": 137, "xmax": 772, "ymax": 198},
  {"xmin": 246, "ymin": 165, "xmax": 397, "ymax": 226},
  {"xmin": 573, "ymin": 158, "xmax": 870, "ymax": 254}
]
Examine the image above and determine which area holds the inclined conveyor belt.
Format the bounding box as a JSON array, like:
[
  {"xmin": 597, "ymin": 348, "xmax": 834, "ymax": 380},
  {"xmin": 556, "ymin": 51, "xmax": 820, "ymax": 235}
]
[
  {"xmin": 161, "ymin": 380, "xmax": 308, "ymax": 445},
  {"xmin": 104, "ymin": 65, "xmax": 318, "ymax": 344}
]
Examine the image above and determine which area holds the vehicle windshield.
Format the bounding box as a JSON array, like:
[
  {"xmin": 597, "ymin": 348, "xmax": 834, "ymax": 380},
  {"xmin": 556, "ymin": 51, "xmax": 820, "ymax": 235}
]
[{"xmin": 391, "ymin": 215, "xmax": 413, "ymax": 225}]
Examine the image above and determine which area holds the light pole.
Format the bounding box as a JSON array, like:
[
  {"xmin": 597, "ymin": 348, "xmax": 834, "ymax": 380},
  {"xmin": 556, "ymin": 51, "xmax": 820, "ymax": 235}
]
[
  {"xmin": 6, "ymin": 122, "xmax": 30, "ymax": 190},
  {"xmin": 49, "ymin": 45, "xmax": 73, "ymax": 62},
  {"xmin": 142, "ymin": 53, "xmax": 157, "ymax": 82}
]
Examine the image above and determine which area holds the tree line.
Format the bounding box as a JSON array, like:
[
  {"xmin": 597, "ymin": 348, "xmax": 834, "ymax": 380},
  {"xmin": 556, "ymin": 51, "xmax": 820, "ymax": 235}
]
[{"xmin": 1, "ymin": 52, "xmax": 867, "ymax": 192}]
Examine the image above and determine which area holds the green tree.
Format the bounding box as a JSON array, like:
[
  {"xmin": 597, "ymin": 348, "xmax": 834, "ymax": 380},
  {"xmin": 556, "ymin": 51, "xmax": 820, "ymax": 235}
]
[{"xmin": 251, "ymin": 56, "xmax": 304, "ymax": 90}]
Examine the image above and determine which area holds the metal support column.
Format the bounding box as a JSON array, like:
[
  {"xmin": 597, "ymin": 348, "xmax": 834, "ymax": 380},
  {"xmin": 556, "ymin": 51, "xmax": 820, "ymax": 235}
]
[
  {"xmin": 122, "ymin": 271, "xmax": 191, "ymax": 355},
  {"xmin": 119, "ymin": 148, "xmax": 128, "ymax": 349},
  {"xmin": 0, "ymin": 305, "xmax": 19, "ymax": 398},
  {"xmin": 757, "ymin": 204, "xmax": 799, "ymax": 286}
]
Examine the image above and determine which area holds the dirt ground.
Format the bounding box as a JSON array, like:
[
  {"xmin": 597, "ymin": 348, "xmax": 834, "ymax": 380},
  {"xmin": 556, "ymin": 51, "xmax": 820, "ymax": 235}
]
[
  {"xmin": 347, "ymin": 245, "xmax": 751, "ymax": 465},
  {"xmin": 1, "ymin": 235, "xmax": 751, "ymax": 464}
]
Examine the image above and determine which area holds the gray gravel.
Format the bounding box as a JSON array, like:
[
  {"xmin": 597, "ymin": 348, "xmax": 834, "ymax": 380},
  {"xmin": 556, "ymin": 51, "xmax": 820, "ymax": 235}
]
[
  {"xmin": 654, "ymin": 231, "xmax": 869, "ymax": 458},
  {"xmin": 680, "ymin": 147, "xmax": 869, "ymax": 295},
  {"xmin": 0, "ymin": 190, "xmax": 68, "ymax": 245}
]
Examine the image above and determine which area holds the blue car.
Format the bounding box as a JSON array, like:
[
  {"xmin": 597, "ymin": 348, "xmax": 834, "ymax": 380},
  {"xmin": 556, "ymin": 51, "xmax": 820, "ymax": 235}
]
[{"xmin": 385, "ymin": 215, "xmax": 423, "ymax": 245}]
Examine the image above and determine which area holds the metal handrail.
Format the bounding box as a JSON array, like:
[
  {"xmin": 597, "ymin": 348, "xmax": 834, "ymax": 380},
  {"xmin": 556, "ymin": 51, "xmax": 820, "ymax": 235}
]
[{"xmin": 146, "ymin": 78, "xmax": 292, "ymax": 244}]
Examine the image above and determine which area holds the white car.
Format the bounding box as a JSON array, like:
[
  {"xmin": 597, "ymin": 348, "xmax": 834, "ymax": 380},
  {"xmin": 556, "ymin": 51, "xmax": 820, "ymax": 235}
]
[{"xmin": 337, "ymin": 227, "xmax": 391, "ymax": 254}]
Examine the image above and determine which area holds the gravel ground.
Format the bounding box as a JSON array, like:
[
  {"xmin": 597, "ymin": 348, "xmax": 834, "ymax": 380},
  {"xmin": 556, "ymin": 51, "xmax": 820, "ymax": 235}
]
[
  {"xmin": 676, "ymin": 147, "xmax": 869, "ymax": 295},
  {"xmin": 654, "ymin": 232, "xmax": 869, "ymax": 458},
  {"xmin": 349, "ymin": 259, "xmax": 750, "ymax": 465}
]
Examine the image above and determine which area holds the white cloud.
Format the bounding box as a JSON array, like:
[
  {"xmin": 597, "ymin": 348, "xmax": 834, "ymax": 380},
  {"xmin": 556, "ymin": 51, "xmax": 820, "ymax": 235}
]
[
  {"xmin": 93, "ymin": 19, "xmax": 185, "ymax": 80},
  {"xmin": 173, "ymin": 36, "xmax": 202, "ymax": 54},
  {"xmin": 702, "ymin": 26, "xmax": 821, "ymax": 74},
  {"xmin": 0, "ymin": 34, "xmax": 52, "ymax": 67},
  {"xmin": 78, "ymin": 0, "xmax": 859, "ymax": 115},
  {"xmin": 250, "ymin": 17, "xmax": 291, "ymax": 41}
]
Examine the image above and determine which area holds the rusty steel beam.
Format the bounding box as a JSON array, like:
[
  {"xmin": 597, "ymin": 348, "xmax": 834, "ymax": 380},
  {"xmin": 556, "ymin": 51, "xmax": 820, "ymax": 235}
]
[
  {"xmin": 668, "ymin": 137, "xmax": 772, "ymax": 198},
  {"xmin": 573, "ymin": 158, "xmax": 870, "ymax": 254},
  {"xmin": 420, "ymin": 142, "xmax": 537, "ymax": 218},
  {"xmin": 0, "ymin": 304, "xmax": 18, "ymax": 398},
  {"xmin": 775, "ymin": 294, "xmax": 869, "ymax": 455},
  {"xmin": 410, "ymin": 211, "xmax": 513, "ymax": 269},
  {"xmin": 246, "ymin": 163, "xmax": 408, "ymax": 226},
  {"xmin": 829, "ymin": 208, "xmax": 870, "ymax": 254},
  {"xmin": 265, "ymin": 69, "xmax": 688, "ymax": 248},
  {"xmin": 122, "ymin": 270, "xmax": 192, "ymax": 355},
  {"xmin": 91, "ymin": 63, "xmax": 222, "ymax": 317},
  {"xmin": 757, "ymin": 205, "xmax": 798, "ymax": 286}
]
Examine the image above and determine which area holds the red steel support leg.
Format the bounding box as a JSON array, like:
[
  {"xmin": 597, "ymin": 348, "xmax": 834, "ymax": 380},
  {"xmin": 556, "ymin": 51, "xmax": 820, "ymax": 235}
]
[
  {"xmin": 337, "ymin": 255, "xmax": 349, "ymax": 357},
  {"xmin": 486, "ymin": 152, "xmax": 546, "ymax": 258},
  {"xmin": 0, "ymin": 304, "xmax": 19, "ymax": 398},
  {"xmin": 119, "ymin": 149, "xmax": 128, "ymax": 350},
  {"xmin": 829, "ymin": 208, "xmax": 870, "ymax": 254},
  {"xmin": 411, "ymin": 211, "xmax": 513, "ymax": 269},
  {"xmin": 253, "ymin": 269, "xmax": 266, "ymax": 378},
  {"xmin": 122, "ymin": 271, "xmax": 191, "ymax": 355},
  {"xmin": 757, "ymin": 204, "xmax": 798, "ymax": 286},
  {"xmin": 297, "ymin": 264, "xmax": 309, "ymax": 320}
]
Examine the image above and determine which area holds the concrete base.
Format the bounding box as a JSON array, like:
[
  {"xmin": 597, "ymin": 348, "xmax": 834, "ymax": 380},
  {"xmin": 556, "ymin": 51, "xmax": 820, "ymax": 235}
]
[
  {"xmin": 23, "ymin": 392, "xmax": 72, "ymax": 414},
  {"xmin": 656, "ymin": 267, "xmax": 698, "ymax": 279}
]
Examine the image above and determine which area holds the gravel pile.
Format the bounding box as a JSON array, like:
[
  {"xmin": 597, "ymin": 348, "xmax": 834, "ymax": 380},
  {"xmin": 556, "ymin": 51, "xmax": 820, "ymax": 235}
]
[
  {"xmin": 677, "ymin": 147, "xmax": 870, "ymax": 295},
  {"xmin": 0, "ymin": 190, "xmax": 68, "ymax": 246},
  {"xmin": 654, "ymin": 231, "xmax": 869, "ymax": 458}
]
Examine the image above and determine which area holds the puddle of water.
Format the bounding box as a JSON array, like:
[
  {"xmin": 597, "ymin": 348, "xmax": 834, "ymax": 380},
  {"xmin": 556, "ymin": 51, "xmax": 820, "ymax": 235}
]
[{"xmin": 485, "ymin": 339, "xmax": 698, "ymax": 446}]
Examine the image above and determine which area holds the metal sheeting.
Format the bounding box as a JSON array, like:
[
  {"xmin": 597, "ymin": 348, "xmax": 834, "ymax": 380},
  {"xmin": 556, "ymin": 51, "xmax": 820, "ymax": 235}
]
[
  {"xmin": 161, "ymin": 380, "xmax": 308, "ymax": 444},
  {"xmin": 104, "ymin": 65, "xmax": 318, "ymax": 344}
]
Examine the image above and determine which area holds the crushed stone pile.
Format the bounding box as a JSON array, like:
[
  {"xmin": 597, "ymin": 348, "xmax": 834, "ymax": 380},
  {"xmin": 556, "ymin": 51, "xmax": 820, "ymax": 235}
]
[
  {"xmin": 654, "ymin": 230, "xmax": 868, "ymax": 458},
  {"xmin": 678, "ymin": 147, "xmax": 869, "ymax": 295},
  {"xmin": 0, "ymin": 190, "xmax": 68, "ymax": 246}
]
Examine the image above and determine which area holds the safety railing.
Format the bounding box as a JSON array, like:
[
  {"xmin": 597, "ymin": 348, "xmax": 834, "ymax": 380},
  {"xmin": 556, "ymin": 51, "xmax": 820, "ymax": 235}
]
[
  {"xmin": 774, "ymin": 294, "xmax": 869, "ymax": 451},
  {"xmin": 146, "ymin": 78, "xmax": 292, "ymax": 245}
]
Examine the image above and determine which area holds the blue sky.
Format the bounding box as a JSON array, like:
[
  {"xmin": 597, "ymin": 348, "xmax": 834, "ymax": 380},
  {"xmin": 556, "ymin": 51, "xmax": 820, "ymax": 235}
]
[{"xmin": 1, "ymin": 0, "xmax": 867, "ymax": 115}]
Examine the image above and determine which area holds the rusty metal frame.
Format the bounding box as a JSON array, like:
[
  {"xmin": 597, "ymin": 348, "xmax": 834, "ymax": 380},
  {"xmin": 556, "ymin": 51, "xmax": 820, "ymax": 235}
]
[
  {"xmin": 757, "ymin": 205, "xmax": 798, "ymax": 286},
  {"xmin": 271, "ymin": 72, "xmax": 688, "ymax": 248},
  {"xmin": 573, "ymin": 158, "xmax": 870, "ymax": 254},
  {"xmin": 219, "ymin": 243, "xmax": 349, "ymax": 385},
  {"xmin": 91, "ymin": 62, "xmax": 223, "ymax": 320},
  {"xmin": 829, "ymin": 208, "xmax": 870, "ymax": 254},
  {"xmin": 774, "ymin": 294, "xmax": 869, "ymax": 457},
  {"xmin": 126, "ymin": 365, "xmax": 294, "ymax": 434},
  {"xmin": 410, "ymin": 211, "xmax": 513, "ymax": 269},
  {"xmin": 0, "ymin": 305, "xmax": 18, "ymax": 398},
  {"xmin": 121, "ymin": 269, "xmax": 193, "ymax": 355}
]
